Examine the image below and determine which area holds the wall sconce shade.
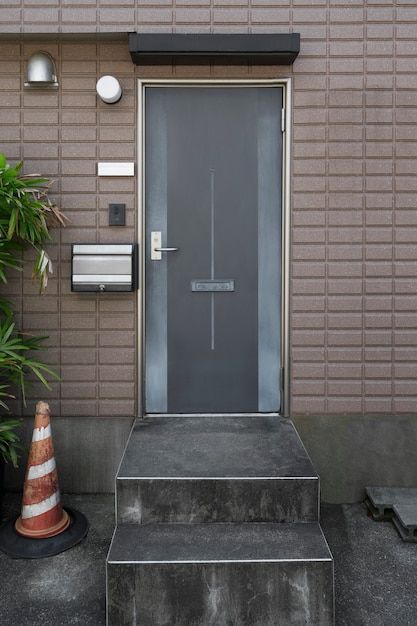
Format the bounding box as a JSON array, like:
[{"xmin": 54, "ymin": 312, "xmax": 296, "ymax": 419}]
[
  {"xmin": 24, "ymin": 52, "xmax": 59, "ymax": 89},
  {"xmin": 96, "ymin": 76, "xmax": 123, "ymax": 104}
]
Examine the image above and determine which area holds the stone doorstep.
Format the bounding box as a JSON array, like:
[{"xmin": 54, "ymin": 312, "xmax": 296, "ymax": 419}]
[
  {"xmin": 392, "ymin": 505, "xmax": 417, "ymax": 543},
  {"xmin": 118, "ymin": 416, "xmax": 318, "ymax": 480},
  {"xmin": 107, "ymin": 522, "xmax": 334, "ymax": 624},
  {"xmin": 365, "ymin": 486, "xmax": 417, "ymax": 521},
  {"xmin": 107, "ymin": 417, "xmax": 334, "ymax": 624},
  {"xmin": 116, "ymin": 415, "xmax": 321, "ymax": 525},
  {"xmin": 107, "ymin": 521, "xmax": 333, "ymax": 564}
]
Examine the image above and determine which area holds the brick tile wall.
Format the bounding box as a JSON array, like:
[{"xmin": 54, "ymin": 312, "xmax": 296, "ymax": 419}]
[
  {"xmin": 290, "ymin": 0, "xmax": 417, "ymax": 415},
  {"xmin": 0, "ymin": 39, "xmax": 138, "ymax": 417},
  {"xmin": 0, "ymin": 1, "xmax": 416, "ymax": 417}
]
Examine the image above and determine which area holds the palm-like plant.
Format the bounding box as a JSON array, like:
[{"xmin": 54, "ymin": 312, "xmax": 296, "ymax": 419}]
[
  {"xmin": 0, "ymin": 154, "xmax": 67, "ymax": 466},
  {"xmin": 0, "ymin": 153, "xmax": 67, "ymax": 292}
]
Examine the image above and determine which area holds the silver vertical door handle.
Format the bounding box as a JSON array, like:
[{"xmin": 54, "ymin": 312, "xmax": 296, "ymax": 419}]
[{"xmin": 151, "ymin": 231, "xmax": 179, "ymax": 260}]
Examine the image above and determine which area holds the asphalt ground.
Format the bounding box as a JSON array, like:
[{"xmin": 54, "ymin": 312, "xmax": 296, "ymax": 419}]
[{"xmin": 0, "ymin": 494, "xmax": 416, "ymax": 625}]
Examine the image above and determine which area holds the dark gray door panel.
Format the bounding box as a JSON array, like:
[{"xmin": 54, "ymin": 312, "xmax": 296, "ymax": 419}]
[{"xmin": 145, "ymin": 86, "xmax": 282, "ymax": 413}]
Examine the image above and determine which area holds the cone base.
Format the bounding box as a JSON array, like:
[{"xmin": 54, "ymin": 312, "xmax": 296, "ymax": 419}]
[
  {"xmin": 0, "ymin": 507, "xmax": 88, "ymax": 559},
  {"xmin": 15, "ymin": 508, "xmax": 70, "ymax": 539}
]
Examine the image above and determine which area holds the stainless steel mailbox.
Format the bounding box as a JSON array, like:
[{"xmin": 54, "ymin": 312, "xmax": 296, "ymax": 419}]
[{"xmin": 71, "ymin": 244, "xmax": 137, "ymax": 292}]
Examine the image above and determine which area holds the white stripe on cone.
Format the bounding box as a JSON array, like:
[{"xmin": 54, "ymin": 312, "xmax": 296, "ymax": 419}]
[
  {"xmin": 21, "ymin": 490, "xmax": 61, "ymax": 519},
  {"xmin": 27, "ymin": 456, "xmax": 57, "ymax": 480},
  {"xmin": 31, "ymin": 423, "xmax": 52, "ymax": 442}
]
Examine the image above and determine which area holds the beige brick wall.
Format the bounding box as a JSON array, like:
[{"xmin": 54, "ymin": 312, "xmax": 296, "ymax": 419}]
[
  {"xmin": 0, "ymin": 1, "xmax": 416, "ymax": 418},
  {"xmin": 291, "ymin": 2, "xmax": 417, "ymax": 415},
  {"xmin": 1, "ymin": 39, "xmax": 139, "ymax": 418}
]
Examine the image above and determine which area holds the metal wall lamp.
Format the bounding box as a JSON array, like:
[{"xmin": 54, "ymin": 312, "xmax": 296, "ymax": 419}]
[{"xmin": 24, "ymin": 51, "xmax": 59, "ymax": 89}]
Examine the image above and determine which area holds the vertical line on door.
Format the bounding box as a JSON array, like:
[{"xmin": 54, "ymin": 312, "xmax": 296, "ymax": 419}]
[{"xmin": 210, "ymin": 167, "xmax": 215, "ymax": 350}]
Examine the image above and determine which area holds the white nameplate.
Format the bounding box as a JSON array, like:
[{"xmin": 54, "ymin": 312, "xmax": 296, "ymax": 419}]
[{"xmin": 97, "ymin": 162, "xmax": 135, "ymax": 177}]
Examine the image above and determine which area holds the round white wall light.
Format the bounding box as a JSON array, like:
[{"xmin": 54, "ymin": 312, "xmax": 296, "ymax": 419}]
[{"xmin": 96, "ymin": 76, "xmax": 122, "ymax": 104}]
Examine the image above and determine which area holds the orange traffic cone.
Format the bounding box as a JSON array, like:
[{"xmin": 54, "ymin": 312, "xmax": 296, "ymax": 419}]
[{"xmin": 15, "ymin": 401, "xmax": 70, "ymax": 539}]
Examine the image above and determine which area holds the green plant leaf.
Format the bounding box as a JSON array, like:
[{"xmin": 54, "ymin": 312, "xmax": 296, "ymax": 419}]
[
  {"xmin": 0, "ymin": 155, "xmax": 66, "ymax": 456},
  {"xmin": 0, "ymin": 417, "xmax": 26, "ymax": 466}
]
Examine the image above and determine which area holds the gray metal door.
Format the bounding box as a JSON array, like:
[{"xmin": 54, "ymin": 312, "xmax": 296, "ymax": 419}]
[{"xmin": 145, "ymin": 86, "xmax": 282, "ymax": 413}]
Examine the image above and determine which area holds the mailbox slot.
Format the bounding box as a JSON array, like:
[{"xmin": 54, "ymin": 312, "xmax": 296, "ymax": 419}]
[{"xmin": 71, "ymin": 244, "xmax": 137, "ymax": 292}]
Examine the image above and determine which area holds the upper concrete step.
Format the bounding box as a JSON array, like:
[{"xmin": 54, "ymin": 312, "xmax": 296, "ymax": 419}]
[
  {"xmin": 116, "ymin": 416, "xmax": 319, "ymax": 524},
  {"xmin": 107, "ymin": 521, "xmax": 334, "ymax": 626}
]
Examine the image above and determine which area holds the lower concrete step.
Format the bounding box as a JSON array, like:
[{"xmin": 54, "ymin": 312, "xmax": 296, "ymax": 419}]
[{"xmin": 107, "ymin": 521, "xmax": 334, "ymax": 625}]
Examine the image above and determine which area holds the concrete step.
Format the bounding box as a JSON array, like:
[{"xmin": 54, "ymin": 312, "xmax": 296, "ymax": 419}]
[
  {"xmin": 107, "ymin": 521, "xmax": 334, "ymax": 626},
  {"xmin": 116, "ymin": 416, "xmax": 319, "ymax": 524}
]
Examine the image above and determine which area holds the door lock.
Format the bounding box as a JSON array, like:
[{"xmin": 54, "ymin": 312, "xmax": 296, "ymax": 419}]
[{"xmin": 151, "ymin": 231, "xmax": 179, "ymax": 260}]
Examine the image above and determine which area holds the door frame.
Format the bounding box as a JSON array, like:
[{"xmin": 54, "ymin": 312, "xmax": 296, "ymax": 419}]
[{"xmin": 137, "ymin": 78, "xmax": 292, "ymax": 417}]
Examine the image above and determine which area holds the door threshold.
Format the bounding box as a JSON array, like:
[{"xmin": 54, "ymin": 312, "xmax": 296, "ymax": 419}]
[{"xmin": 143, "ymin": 413, "xmax": 282, "ymax": 418}]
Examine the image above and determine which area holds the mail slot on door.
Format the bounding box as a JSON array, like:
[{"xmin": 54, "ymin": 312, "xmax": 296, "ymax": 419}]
[{"xmin": 71, "ymin": 244, "xmax": 137, "ymax": 292}]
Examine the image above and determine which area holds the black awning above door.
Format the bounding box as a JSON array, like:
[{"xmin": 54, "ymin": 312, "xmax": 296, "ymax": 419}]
[{"xmin": 128, "ymin": 33, "xmax": 300, "ymax": 65}]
